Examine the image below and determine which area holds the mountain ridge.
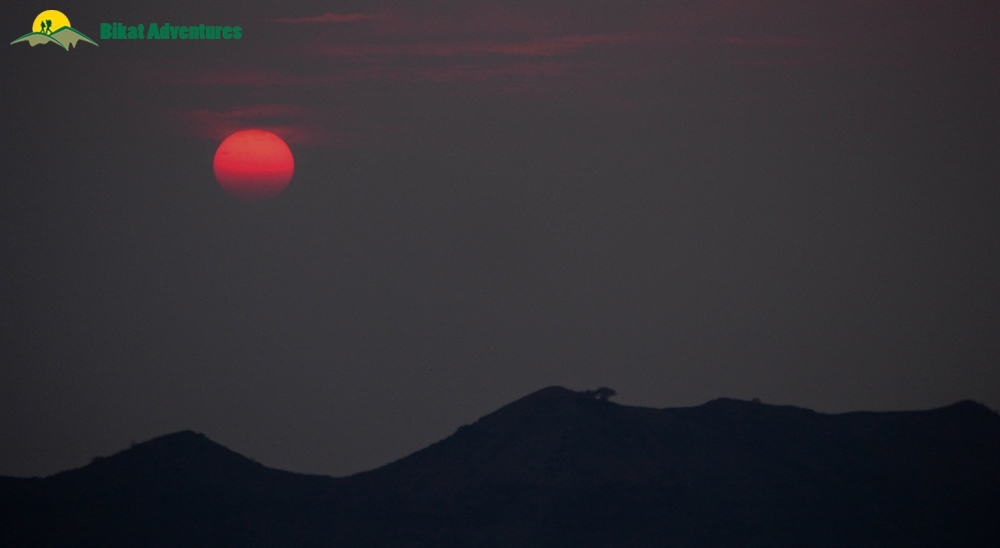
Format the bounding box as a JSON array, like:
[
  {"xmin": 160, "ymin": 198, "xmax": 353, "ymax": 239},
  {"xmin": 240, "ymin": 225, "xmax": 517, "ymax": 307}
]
[
  {"xmin": 3, "ymin": 387, "xmax": 998, "ymax": 547},
  {"xmin": 7, "ymin": 388, "xmax": 997, "ymax": 482}
]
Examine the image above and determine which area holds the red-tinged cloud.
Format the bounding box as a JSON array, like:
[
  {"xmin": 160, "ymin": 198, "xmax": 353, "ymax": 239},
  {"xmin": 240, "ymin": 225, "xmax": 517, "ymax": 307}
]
[
  {"xmin": 176, "ymin": 105, "xmax": 349, "ymax": 146},
  {"xmin": 275, "ymin": 12, "xmax": 373, "ymax": 23},
  {"xmin": 724, "ymin": 36, "xmax": 840, "ymax": 48},
  {"xmin": 414, "ymin": 61, "xmax": 570, "ymax": 83},
  {"xmin": 318, "ymin": 34, "xmax": 654, "ymax": 58},
  {"xmin": 129, "ymin": 65, "xmax": 295, "ymax": 88},
  {"xmin": 323, "ymin": 61, "xmax": 574, "ymax": 88},
  {"xmin": 122, "ymin": 2, "xmax": 995, "ymax": 149}
]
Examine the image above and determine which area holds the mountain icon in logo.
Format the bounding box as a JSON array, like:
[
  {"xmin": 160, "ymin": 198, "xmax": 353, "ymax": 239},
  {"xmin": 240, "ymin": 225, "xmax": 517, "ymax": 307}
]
[{"xmin": 10, "ymin": 10, "xmax": 97, "ymax": 51}]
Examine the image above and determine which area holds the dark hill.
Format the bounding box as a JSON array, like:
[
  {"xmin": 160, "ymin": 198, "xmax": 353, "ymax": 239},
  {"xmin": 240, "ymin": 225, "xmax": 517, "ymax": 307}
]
[
  {"xmin": 2, "ymin": 388, "xmax": 998, "ymax": 547},
  {"xmin": 1, "ymin": 431, "xmax": 340, "ymax": 547}
]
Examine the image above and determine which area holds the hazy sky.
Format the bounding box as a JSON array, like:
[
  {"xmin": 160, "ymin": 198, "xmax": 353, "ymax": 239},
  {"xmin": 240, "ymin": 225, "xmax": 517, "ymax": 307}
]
[{"xmin": 2, "ymin": 0, "xmax": 998, "ymax": 478}]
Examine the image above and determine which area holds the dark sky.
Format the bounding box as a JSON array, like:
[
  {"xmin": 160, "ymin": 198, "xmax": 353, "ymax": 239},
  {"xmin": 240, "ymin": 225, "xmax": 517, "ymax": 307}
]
[{"xmin": 2, "ymin": 0, "xmax": 998, "ymax": 478}]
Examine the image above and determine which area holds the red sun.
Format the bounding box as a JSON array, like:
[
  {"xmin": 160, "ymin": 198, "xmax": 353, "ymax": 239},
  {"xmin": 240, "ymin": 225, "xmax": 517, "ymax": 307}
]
[{"xmin": 213, "ymin": 130, "xmax": 294, "ymax": 201}]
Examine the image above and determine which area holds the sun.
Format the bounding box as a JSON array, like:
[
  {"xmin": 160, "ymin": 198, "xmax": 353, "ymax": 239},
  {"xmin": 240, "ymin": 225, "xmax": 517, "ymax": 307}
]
[
  {"xmin": 32, "ymin": 10, "xmax": 71, "ymax": 34},
  {"xmin": 213, "ymin": 130, "xmax": 295, "ymax": 201}
]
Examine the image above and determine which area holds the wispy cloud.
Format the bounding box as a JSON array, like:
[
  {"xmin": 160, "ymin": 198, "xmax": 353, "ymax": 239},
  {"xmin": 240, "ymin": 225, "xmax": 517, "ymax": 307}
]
[
  {"xmin": 124, "ymin": 2, "xmax": 989, "ymax": 148},
  {"xmin": 275, "ymin": 13, "xmax": 373, "ymax": 24},
  {"xmin": 164, "ymin": 69, "xmax": 294, "ymax": 87},
  {"xmin": 175, "ymin": 105, "xmax": 349, "ymax": 146},
  {"xmin": 724, "ymin": 36, "xmax": 839, "ymax": 48},
  {"xmin": 317, "ymin": 34, "xmax": 654, "ymax": 58}
]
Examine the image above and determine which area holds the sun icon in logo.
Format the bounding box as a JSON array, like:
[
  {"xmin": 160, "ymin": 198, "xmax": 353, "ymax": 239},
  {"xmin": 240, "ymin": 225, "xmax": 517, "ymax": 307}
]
[
  {"xmin": 10, "ymin": 10, "xmax": 97, "ymax": 50},
  {"xmin": 33, "ymin": 10, "xmax": 72, "ymax": 35}
]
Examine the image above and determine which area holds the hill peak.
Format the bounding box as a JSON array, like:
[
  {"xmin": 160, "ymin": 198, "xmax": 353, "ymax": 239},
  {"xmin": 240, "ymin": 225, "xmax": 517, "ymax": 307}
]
[
  {"xmin": 472, "ymin": 386, "xmax": 619, "ymax": 424},
  {"xmin": 134, "ymin": 429, "xmax": 209, "ymax": 448},
  {"xmin": 60, "ymin": 430, "xmax": 263, "ymax": 482},
  {"xmin": 510, "ymin": 385, "xmax": 619, "ymax": 404},
  {"xmin": 102, "ymin": 429, "xmax": 225, "ymax": 458},
  {"xmin": 519, "ymin": 385, "xmax": 578, "ymax": 401}
]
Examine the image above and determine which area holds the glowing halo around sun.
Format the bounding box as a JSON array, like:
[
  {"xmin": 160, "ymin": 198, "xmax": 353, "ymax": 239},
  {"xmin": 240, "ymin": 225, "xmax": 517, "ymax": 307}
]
[{"xmin": 213, "ymin": 130, "xmax": 295, "ymax": 201}]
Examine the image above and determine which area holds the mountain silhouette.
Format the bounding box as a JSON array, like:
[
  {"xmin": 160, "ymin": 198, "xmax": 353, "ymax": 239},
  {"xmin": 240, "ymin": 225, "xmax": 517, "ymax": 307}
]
[
  {"xmin": 10, "ymin": 27, "xmax": 98, "ymax": 50},
  {"xmin": 2, "ymin": 387, "xmax": 998, "ymax": 547}
]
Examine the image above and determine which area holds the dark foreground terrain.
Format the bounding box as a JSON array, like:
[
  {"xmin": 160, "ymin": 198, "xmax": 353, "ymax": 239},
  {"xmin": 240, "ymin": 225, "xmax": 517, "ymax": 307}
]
[{"xmin": 2, "ymin": 387, "xmax": 998, "ymax": 547}]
